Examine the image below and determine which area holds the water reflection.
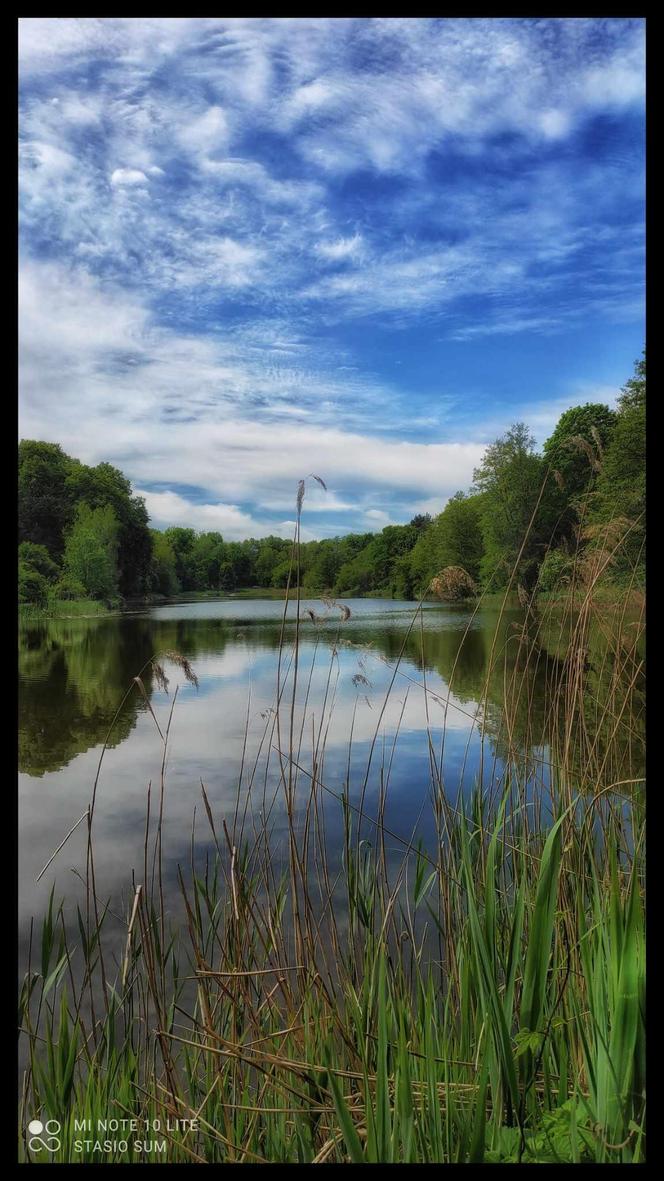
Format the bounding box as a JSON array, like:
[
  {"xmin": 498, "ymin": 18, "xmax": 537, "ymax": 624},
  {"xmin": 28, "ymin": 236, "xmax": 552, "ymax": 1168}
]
[{"xmin": 19, "ymin": 597, "xmax": 644, "ymax": 946}]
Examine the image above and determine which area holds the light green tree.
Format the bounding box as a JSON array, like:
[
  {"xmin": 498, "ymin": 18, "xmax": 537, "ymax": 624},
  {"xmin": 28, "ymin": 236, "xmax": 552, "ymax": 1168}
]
[{"xmin": 63, "ymin": 503, "xmax": 120, "ymax": 600}]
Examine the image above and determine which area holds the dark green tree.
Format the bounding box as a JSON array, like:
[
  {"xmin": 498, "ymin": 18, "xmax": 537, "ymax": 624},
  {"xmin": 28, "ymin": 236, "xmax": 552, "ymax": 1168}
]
[
  {"xmin": 19, "ymin": 440, "xmax": 75, "ymax": 558},
  {"xmin": 543, "ymin": 402, "xmax": 616, "ymax": 543}
]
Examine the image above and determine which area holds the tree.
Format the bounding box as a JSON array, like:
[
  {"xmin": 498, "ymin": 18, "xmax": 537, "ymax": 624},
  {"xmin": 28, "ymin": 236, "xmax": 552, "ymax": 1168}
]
[
  {"xmin": 408, "ymin": 493, "xmax": 484, "ymax": 593},
  {"xmin": 473, "ymin": 423, "xmax": 552, "ymax": 589},
  {"xmin": 18, "ymin": 542, "xmax": 60, "ymax": 583},
  {"xmin": 543, "ymin": 402, "xmax": 616, "ymax": 543},
  {"xmin": 270, "ymin": 557, "xmax": 293, "ymax": 588},
  {"xmin": 18, "ymin": 561, "xmax": 49, "ymax": 605},
  {"xmin": 163, "ymin": 528, "xmax": 198, "ymax": 590},
  {"xmin": 255, "ymin": 539, "xmax": 290, "ymax": 587},
  {"xmin": 65, "ymin": 460, "xmax": 152, "ymax": 597},
  {"xmin": 589, "ymin": 355, "xmax": 645, "ymax": 574},
  {"xmin": 225, "ymin": 542, "xmax": 255, "ymax": 587},
  {"xmin": 191, "ymin": 532, "xmax": 226, "ymax": 589},
  {"xmin": 150, "ymin": 530, "xmax": 180, "ymax": 596},
  {"xmin": 19, "ymin": 440, "xmax": 74, "ymax": 558},
  {"xmin": 409, "ymin": 513, "xmax": 433, "ymax": 531},
  {"xmin": 63, "ymin": 503, "xmax": 120, "ymax": 600},
  {"xmin": 335, "ymin": 525, "xmax": 419, "ymax": 596}
]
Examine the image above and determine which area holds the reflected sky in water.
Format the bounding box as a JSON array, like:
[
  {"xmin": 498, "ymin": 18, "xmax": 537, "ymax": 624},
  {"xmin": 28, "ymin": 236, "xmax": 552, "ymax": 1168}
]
[{"xmin": 20, "ymin": 596, "xmax": 640, "ymax": 951}]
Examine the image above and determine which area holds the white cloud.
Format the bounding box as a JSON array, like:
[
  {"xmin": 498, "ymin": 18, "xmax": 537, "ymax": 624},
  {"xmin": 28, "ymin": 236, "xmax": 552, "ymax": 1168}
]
[
  {"xmin": 19, "ymin": 259, "xmax": 487, "ymax": 535},
  {"xmin": 110, "ymin": 167, "xmax": 149, "ymax": 187},
  {"xmin": 538, "ymin": 109, "xmax": 571, "ymax": 140},
  {"xmin": 18, "ymin": 18, "xmax": 644, "ymax": 540},
  {"xmin": 316, "ymin": 234, "xmax": 363, "ymax": 261},
  {"xmin": 136, "ymin": 489, "xmax": 281, "ymax": 539},
  {"xmin": 180, "ymin": 105, "xmax": 230, "ymax": 155}
]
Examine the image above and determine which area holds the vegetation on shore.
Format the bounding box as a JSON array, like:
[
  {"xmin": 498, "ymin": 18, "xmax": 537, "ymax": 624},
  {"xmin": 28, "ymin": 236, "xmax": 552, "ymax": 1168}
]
[
  {"xmin": 19, "ymin": 357, "xmax": 644, "ymax": 609},
  {"xmin": 19, "ymin": 457, "xmax": 645, "ymax": 1163}
]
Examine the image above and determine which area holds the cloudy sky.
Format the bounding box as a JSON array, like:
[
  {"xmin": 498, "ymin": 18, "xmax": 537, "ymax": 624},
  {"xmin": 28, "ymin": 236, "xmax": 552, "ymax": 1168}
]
[{"xmin": 18, "ymin": 17, "xmax": 645, "ymax": 539}]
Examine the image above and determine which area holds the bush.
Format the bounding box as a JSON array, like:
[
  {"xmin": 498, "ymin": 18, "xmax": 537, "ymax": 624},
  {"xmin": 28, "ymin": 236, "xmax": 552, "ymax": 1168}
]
[
  {"xmin": 430, "ymin": 565, "xmax": 477, "ymax": 601},
  {"xmin": 18, "ymin": 561, "xmax": 49, "ymax": 605},
  {"xmin": 53, "ymin": 574, "xmax": 87, "ymax": 601},
  {"xmin": 537, "ymin": 550, "xmax": 571, "ymax": 594},
  {"xmin": 18, "ymin": 542, "xmax": 60, "ymax": 582}
]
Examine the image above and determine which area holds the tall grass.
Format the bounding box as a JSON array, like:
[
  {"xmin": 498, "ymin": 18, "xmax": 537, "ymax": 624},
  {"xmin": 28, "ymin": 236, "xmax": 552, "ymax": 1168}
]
[
  {"xmin": 19, "ymin": 597, "xmax": 111, "ymax": 621},
  {"xmin": 18, "ymin": 488, "xmax": 645, "ymax": 1164}
]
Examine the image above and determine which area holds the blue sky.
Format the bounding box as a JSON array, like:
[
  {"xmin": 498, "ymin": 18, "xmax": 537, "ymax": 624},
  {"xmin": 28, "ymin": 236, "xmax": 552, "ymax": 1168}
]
[{"xmin": 18, "ymin": 17, "xmax": 645, "ymax": 539}]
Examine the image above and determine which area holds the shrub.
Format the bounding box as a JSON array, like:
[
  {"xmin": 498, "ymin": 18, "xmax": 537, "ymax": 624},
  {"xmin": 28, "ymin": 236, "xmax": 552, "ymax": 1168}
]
[
  {"xmin": 18, "ymin": 542, "xmax": 60, "ymax": 582},
  {"xmin": 53, "ymin": 574, "xmax": 87, "ymax": 601},
  {"xmin": 18, "ymin": 561, "xmax": 49, "ymax": 605},
  {"xmin": 537, "ymin": 549, "xmax": 571, "ymax": 594},
  {"xmin": 430, "ymin": 565, "xmax": 477, "ymax": 601}
]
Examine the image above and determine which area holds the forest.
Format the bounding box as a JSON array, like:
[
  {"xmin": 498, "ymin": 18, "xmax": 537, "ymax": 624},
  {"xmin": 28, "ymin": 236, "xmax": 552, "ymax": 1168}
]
[{"xmin": 19, "ymin": 356, "xmax": 644, "ymax": 608}]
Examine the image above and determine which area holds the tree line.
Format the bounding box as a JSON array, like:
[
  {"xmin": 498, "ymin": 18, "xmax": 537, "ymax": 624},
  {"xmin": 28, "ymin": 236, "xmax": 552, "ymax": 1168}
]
[{"xmin": 19, "ymin": 355, "xmax": 644, "ymax": 607}]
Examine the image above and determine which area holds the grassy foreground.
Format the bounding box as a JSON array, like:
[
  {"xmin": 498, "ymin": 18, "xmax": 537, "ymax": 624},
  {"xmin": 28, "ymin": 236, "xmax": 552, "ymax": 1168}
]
[{"xmin": 18, "ymin": 504, "xmax": 645, "ymax": 1164}]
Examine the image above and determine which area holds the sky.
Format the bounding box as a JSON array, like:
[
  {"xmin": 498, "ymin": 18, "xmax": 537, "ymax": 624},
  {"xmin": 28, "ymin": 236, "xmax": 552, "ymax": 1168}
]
[{"xmin": 18, "ymin": 17, "xmax": 645, "ymax": 540}]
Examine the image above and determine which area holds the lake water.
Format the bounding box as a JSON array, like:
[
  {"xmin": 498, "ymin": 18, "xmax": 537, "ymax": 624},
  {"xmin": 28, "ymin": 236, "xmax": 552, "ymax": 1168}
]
[{"xmin": 19, "ymin": 595, "xmax": 643, "ymax": 969}]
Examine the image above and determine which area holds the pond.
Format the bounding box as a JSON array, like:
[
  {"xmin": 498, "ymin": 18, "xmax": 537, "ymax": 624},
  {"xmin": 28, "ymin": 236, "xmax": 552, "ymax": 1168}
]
[{"xmin": 18, "ymin": 595, "xmax": 643, "ymax": 974}]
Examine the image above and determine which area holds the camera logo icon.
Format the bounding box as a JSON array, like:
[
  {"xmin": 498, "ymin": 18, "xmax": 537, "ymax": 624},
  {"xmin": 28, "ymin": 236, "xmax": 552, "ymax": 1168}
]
[{"xmin": 28, "ymin": 1118, "xmax": 61, "ymax": 1154}]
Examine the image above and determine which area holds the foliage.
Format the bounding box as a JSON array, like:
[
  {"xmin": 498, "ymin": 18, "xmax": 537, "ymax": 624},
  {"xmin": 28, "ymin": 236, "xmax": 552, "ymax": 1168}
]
[
  {"xmin": 19, "ymin": 440, "xmax": 154, "ymax": 601},
  {"xmin": 336, "ymin": 525, "xmax": 419, "ymax": 596},
  {"xmin": 408, "ymin": 493, "xmax": 484, "ymax": 592},
  {"xmin": 17, "ymin": 356, "xmax": 645, "ymax": 606},
  {"xmin": 18, "ymin": 440, "xmax": 74, "ymax": 558},
  {"xmin": 65, "ymin": 460, "xmax": 152, "ymax": 597},
  {"xmin": 589, "ymin": 355, "xmax": 645, "ymax": 575},
  {"xmin": 18, "ymin": 541, "xmax": 61, "ymax": 604},
  {"xmin": 543, "ymin": 403, "xmax": 614, "ymax": 500},
  {"xmin": 52, "ymin": 574, "xmax": 88, "ymax": 600},
  {"xmin": 149, "ymin": 530, "xmax": 180, "ymax": 596},
  {"xmin": 473, "ymin": 423, "xmax": 554, "ymax": 589},
  {"xmin": 18, "ymin": 560, "xmax": 49, "ymax": 605},
  {"xmin": 18, "ymin": 541, "xmax": 60, "ymax": 583},
  {"xmin": 63, "ymin": 503, "xmax": 120, "ymax": 600},
  {"xmin": 536, "ymin": 549, "xmax": 571, "ymax": 594}
]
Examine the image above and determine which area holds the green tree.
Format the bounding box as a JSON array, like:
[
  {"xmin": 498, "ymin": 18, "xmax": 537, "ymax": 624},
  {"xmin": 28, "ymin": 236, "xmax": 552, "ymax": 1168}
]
[
  {"xmin": 18, "ymin": 561, "xmax": 49, "ymax": 605},
  {"xmin": 191, "ymin": 532, "xmax": 226, "ymax": 589},
  {"xmin": 255, "ymin": 539, "xmax": 289, "ymax": 587},
  {"xmin": 65, "ymin": 460, "xmax": 152, "ymax": 597},
  {"xmin": 543, "ymin": 402, "xmax": 616, "ymax": 543},
  {"xmin": 590, "ymin": 355, "xmax": 645, "ymax": 574},
  {"xmin": 19, "ymin": 440, "xmax": 75, "ymax": 558},
  {"xmin": 270, "ymin": 556, "xmax": 294, "ymax": 588},
  {"xmin": 18, "ymin": 542, "xmax": 60, "ymax": 583},
  {"xmin": 335, "ymin": 525, "xmax": 419, "ymax": 596},
  {"xmin": 150, "ymin": 530, "xmax": 180, "ymax": 596},
  {"xmin": 63, "ymin": 503, "xmax": 120, "ymax": 600},
  {"xmin": 408, "ymin": 493, "xmax": 484, "ymax": 593},
  {"xmin": 473, "ymin": 423, "xmax": 553, "ymax": 589},
  {"xmin": 225, "ymin": 542, "xmax": 255, "ymax": 588},
  {"xmin": 163, "ymin": 527, "xmax": 198, "ymax": 590}
]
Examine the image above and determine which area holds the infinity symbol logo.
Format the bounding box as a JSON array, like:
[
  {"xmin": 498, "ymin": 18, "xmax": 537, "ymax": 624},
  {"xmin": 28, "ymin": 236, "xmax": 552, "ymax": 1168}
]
[{"xmin": 28, "ymin": 1118, "xmax": 61, "ymax": 1153}]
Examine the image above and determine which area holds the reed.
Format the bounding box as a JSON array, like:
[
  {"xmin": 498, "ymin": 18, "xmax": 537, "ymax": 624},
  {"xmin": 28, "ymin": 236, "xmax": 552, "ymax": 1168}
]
[{"xmin": 18, "ymin": 482, "xmax": 645, "ymax": 1164}]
